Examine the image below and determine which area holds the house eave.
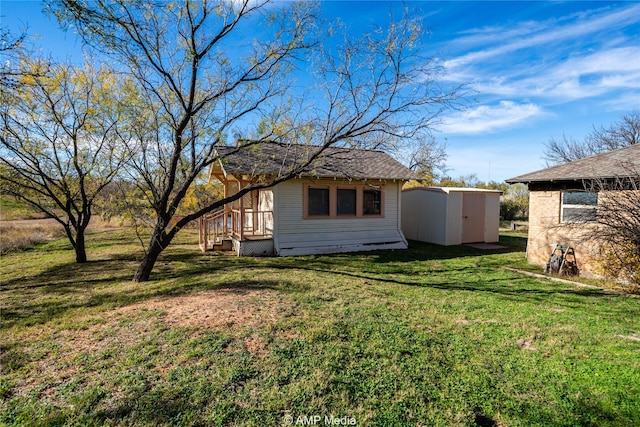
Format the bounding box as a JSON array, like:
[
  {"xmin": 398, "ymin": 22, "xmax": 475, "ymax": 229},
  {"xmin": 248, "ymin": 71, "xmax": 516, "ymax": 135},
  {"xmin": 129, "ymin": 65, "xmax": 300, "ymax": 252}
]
[{"xmin": 524, "ymin": 177, "xmax": 636, "ymax": 191}]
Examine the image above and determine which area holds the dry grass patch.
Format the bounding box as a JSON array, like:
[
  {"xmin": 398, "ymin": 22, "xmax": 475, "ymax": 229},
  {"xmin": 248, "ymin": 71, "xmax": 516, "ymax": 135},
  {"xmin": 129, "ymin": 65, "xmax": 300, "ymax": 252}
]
[
  {"xmin": 616, "ymin": 333, "xmax": 640, "ymax": 342},
  {"xmin": 119, "ymin": 288, "xmax": 290, "ymax": 330},
  {"xmin": 0, "ymin": 217, "xmax": 124, "ymax": 254},
  {"xmin": 0, "ymin": 219, "xmax": 66, "ymax": 254},
  {"xmin": 7, "ymin": 286, "xmax": 299, "ymax": 400}
]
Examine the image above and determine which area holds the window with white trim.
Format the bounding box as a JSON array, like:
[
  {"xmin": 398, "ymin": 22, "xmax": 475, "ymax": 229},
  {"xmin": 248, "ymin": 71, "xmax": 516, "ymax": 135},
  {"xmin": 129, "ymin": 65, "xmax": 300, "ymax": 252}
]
[{"xmin": 561, "ymin": 191, "xmax": 598, "ymax": 223}]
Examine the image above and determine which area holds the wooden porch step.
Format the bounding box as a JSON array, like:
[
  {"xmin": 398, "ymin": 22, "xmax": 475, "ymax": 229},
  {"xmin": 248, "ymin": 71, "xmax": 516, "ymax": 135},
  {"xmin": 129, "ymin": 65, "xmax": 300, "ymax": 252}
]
[
  {"xmin": 200, "ymin": 237, "xmax": 233, "ymax": 252},
  {"xmin": 213, "ymin": 239, "xmax": 233, "ymax": 251}
]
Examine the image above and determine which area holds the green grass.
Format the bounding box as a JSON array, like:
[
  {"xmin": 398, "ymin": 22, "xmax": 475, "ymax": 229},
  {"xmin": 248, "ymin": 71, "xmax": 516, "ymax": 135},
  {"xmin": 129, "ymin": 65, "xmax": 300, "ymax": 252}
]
[
  {"xmin": 0, "ymin": 196, "xmax": 46, "ymax": 220},
  {"xmin": 1, "ymin": 230, "xmax": 639, "ymax": 426}
]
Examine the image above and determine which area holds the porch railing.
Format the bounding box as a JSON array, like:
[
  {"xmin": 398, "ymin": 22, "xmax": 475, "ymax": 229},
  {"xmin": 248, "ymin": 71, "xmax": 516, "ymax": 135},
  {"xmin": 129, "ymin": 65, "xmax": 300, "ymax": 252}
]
[
  {"xmin": 230, "ymin": 209, "xmax": 274, "ymax": 239},
  {"xmin": 199, "ymin": 209, "xmax": 228, "ymax": 251},
  {"xmin": 199, "ymin": 208, "xmax": 273, "ymax": 251}
]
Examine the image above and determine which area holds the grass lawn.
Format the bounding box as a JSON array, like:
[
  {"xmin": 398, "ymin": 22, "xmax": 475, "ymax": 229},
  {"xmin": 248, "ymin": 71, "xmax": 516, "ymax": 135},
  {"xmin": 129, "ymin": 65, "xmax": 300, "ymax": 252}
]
[
  {"xmin": 0, "ymin": 196, "xmax": 46, "ymax": 221},
  {"xmin": 1, "ymin": 230, "xmax": 639, "ymax": 426}
]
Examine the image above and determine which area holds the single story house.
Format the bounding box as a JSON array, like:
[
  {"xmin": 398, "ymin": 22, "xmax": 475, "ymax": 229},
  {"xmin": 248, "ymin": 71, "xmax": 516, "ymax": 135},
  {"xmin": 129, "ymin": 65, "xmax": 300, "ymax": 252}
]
[
  {"xmin": 506, "ymin": 144, "xmax": 640, "ymax": 275},
  {"xmin": 199, "ymin": 143, "xmax": 421, "ymax": 256},
  {"xmin": 401, "ymin": 187, "xmax": 501, "ymax": 246}
]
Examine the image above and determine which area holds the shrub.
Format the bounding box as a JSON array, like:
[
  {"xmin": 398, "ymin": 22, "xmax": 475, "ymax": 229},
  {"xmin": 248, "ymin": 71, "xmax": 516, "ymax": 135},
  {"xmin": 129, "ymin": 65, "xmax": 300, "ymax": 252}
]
[
  {"xmin": 595, "ymin": 241, "xmax": 640, "ymax": 291},
  {"xmin": 500, "ymin": 199, "xmax": 524, "ymax": 221}
]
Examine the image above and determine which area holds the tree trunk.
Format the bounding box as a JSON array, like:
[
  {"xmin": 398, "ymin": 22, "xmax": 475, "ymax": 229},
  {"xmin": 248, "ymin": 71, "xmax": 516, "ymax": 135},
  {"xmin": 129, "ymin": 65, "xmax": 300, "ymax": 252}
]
[
  {"xmin": 75, "ymin": 228, "xmax": 87, "ymax": 263},
  {"xmin": 63, "ymin": 223, "xmax": 88, "ymax": 264},
  {"xmin": 133, "ymin": 236, "xmax": 165, "ymax": 282}
]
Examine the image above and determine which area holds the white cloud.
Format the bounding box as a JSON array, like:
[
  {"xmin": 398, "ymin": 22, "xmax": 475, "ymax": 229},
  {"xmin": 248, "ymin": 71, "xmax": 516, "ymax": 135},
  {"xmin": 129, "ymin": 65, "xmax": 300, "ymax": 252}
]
[
  {"xmin": 460, "ymin": 46, "xmax": 640, "ymax": 103},
  {"xmin": 444, "ymin": 4, "xmax": 640, "ymax": 70},
  {"xmin": 424, "ymin": 3, "xmax": 639, "ymax": 182},
  {"xmin": 603, "ymin": 92, "xmax": 640, "ymax": 112},
  {"xmin": 440, "ymin": 101, "xmax": 543, "ymax": 135},
  {"xmin": 551, "ymin": 47, "xmax": 640, "ymax": 79},
  {"xmin": 438, "ymin": 4, "xmax": 640, "ymax": 105}
]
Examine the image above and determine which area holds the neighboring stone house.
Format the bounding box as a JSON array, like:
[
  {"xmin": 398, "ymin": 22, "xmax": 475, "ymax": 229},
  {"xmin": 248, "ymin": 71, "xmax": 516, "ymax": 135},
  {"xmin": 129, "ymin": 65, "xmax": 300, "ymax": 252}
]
[{"xmin": 506, "ymin": 144, "xmax": 640, "ymax": 275}]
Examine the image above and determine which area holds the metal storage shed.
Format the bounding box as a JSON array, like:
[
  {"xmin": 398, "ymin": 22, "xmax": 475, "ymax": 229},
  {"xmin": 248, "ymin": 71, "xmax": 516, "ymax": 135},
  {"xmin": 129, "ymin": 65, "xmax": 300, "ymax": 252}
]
[{"xmin": 401, "ymin": 187, "xmax": 501, "ymax": 246}]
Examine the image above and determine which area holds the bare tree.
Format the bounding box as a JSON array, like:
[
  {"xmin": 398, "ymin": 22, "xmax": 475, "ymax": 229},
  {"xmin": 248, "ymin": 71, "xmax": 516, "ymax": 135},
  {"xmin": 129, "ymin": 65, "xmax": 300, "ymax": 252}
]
[
  {"xmin": 405, "ymin": 134, "xmax": 448, "ymax": 185},
  {"xmin": 49, "ymin": 0, "xmax": 465, "ymax": 281},
  {"xmin": 544, "ymin": 111, "xmax": 639, "ymax": 165},
  {"xmin": 552, "ymin": 162, "xmax": 640, "ymax": 285},
  {"xmin": 0, "ymin": 60, "xmax": 125, "ymax": 262},
  {"xmin": 584, "ymin": 169, "xmax": 640, "ymax": 285},
  {"xmin": 1, "ymin": 28, "xmax": 28, "ymax": 89},
  {"xmin": 542, "ymin": 113, "xmax": 639, "ymax": 285}
]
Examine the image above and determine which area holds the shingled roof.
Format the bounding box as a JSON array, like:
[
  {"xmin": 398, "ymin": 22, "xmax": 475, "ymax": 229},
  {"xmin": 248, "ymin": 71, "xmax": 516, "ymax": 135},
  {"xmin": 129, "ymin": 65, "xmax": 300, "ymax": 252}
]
[
  {"xmin": 213, "ymin": 143, "xmax": 421, "ymax": 181},
  {"xmin": 506, "ymin": 144, "xmax": 640, "ymax": 184}
]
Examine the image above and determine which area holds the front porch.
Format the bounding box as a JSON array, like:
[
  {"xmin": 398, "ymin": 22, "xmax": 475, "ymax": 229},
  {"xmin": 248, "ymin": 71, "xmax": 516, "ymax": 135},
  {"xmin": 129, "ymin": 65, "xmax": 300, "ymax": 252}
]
[
  {"xmin": 199, "ymin": 153, "xmax": 277, "ymax": 255},
  {"xmin": 198, "ymin": 207, "xmax": 274, "ymax": 256}
]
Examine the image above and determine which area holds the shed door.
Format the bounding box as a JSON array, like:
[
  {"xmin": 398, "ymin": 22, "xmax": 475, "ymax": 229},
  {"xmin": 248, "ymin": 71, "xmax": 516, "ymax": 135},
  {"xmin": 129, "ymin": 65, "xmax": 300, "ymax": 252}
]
[{"xmin": 462, "ymin": 193, "xmax": 485, "ymax": 243}]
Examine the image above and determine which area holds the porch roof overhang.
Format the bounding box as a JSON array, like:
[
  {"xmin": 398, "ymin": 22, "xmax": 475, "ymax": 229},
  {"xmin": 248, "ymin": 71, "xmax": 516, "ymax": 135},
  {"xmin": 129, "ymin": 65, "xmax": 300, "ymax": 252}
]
[{"xmin": 209, "ymin": 161, "xmax": 266, "ymax": 185}]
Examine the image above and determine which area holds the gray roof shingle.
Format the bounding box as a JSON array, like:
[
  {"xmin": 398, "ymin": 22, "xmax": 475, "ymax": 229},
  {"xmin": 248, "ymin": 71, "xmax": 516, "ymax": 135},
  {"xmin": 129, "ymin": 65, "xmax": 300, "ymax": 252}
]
[
  {"xmin": 215, "ymin": 143, "xmax": 421, "ymax": 181},
  {"xmin": 506, "ymin": 144, "xmax": 640, "ymax": 184}
]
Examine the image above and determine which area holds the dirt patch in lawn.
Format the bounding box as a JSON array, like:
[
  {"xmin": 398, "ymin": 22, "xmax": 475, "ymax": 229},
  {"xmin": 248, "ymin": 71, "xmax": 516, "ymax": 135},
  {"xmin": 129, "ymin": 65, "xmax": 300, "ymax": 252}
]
[
  {"xmin": 11, "ymin": 288, "xmax": 293, "ymax": 395},
  {"xmin": 516, "ymin": 338, "xmax": 538, "ymax": 351},
  {"xmin": 616, "ymin": 333, "xmax": 640, "ymax": 342},
  {"xmin": 121, "ymin": 288, "xmax": 289, "ymax": 330}
]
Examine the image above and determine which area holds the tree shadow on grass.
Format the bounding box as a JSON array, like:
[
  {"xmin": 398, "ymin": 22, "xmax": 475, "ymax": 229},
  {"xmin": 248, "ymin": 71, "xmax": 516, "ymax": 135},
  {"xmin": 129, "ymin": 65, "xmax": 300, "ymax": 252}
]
[
  {"xmin": 243, "ymin": 250, "xmax": 636, "ymax": 319},
  {"xmin": 266, "ymin": 261, "xmax": 612, "ymax": 302},
  {"xmin": 2, "ymin": 244, "xmax": 635, "ymax": 427},
  {"xmin": 0, "ymin": 245, "xmax": 305, "ymax": 329},
  {"xmin": 3, "ymin": 232, "xmax": 632, "ymax": 330},
  {"xmin": 253, "ymin": 235, "xmax": 527, "ymax": 276},
  {"xmin": 385, "ymin": 234, "xmax": 528, "ymax": 263}
]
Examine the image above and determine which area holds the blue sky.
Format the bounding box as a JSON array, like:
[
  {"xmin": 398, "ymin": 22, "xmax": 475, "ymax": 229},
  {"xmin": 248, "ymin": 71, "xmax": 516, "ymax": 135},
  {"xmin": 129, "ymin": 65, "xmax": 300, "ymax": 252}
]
[{"xmin": 2, "ymin": 1, "xmax": 639, "ymax": 182}]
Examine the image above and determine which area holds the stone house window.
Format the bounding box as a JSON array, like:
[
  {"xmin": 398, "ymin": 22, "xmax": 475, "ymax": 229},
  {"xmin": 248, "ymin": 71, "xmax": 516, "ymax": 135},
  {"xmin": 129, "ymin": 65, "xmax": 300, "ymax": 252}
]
[{"xmin": 561, "ymin": 191, "xmax": 598, "ymax": 223}]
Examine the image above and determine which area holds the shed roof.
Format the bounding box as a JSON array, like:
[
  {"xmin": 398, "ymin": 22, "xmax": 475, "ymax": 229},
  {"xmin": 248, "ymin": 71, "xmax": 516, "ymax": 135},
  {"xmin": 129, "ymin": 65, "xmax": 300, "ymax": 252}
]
[
  {"xmin": 403, "ymin": 186, "xmax": 502, "ymax": 195},
  {"xmin": 506, "ymin": 144, "xmax": 640, "ymax": 184},
  {"xmin": 212, "ymin": 143, "xmax": 421, "ymax": 181}
]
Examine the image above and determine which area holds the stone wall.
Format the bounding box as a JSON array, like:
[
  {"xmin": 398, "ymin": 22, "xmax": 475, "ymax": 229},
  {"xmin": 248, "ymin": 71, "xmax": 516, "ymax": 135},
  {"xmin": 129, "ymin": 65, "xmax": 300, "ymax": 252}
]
[{"xmin": 527, "ymin": 191, "xmax": 599, "ymax": 275}]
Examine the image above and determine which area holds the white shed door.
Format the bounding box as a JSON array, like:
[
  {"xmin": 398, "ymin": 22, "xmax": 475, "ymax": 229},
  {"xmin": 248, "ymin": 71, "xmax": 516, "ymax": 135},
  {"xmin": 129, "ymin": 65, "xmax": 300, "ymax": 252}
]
[{"xmin": 462, "ymin": 193, "xmax": 485, "ymax": 243}]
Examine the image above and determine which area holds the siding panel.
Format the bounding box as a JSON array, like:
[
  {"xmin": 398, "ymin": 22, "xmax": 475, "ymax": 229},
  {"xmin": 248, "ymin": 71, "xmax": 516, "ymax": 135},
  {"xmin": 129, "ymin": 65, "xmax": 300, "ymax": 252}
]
[{"xmin": 273, "ymin": 179, "xmax": 406, "ymax": 255}]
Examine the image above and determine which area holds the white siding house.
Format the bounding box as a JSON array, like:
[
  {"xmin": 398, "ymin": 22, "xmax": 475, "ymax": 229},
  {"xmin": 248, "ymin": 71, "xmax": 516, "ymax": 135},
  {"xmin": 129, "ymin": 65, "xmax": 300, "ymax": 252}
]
[
  {"xmin": 272, "ymin": 179, "xmax": 407, "ymax": 256},
  {"xmin": 199, "ymin": 143, "xmax": 420, "ymax": 256},
  {"xmin": 402, "ymin": 187, "xmax": 501, "ymax": 246}
]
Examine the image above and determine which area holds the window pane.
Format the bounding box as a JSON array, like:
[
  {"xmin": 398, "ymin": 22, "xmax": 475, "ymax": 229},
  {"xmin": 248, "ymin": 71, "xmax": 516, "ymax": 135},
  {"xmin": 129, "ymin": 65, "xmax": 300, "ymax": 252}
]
[
  {"xmin": 562, "ymin": 207, "xmax": 597, "ymax": 223},
  {"xmin": 363, "ymin": 189, "xmax": 381, "ymax": 215},
  {"xmin": 308, "ymin": 188, "xmax": 329, "ymax": 216},
  {"xmin": 337, "ymin": 189, "xmax": 356, "ymax": 216},
  {"xmin": 563, "ymin": 191, "xmax": 598, "ymax": 206}
]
